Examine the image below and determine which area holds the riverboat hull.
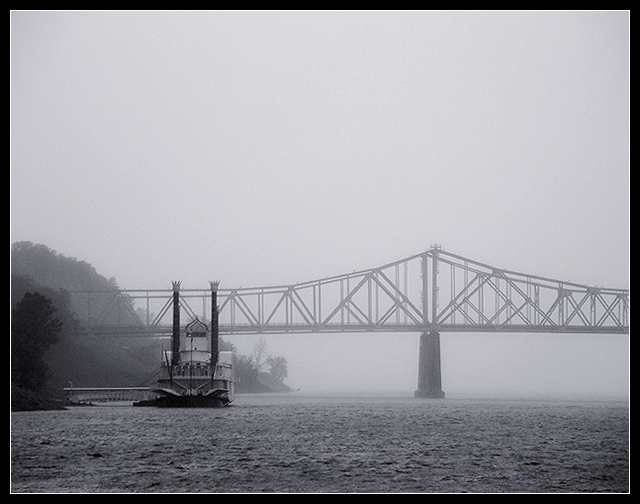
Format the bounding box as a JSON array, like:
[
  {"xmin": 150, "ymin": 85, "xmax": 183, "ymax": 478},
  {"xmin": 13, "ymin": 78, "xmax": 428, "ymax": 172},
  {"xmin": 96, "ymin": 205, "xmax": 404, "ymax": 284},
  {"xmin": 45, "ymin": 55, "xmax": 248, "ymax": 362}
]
[{"xmin": 133, "ymin": 394, "xmax": 228, "ymax": 408}]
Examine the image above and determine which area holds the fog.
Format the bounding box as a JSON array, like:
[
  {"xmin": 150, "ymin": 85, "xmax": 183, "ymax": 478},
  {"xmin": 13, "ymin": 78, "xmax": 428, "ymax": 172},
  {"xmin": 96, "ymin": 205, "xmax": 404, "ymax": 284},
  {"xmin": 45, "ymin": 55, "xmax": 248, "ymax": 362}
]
[{"xmin": 10, "ymin": 11, "xmax": 629, "ymax": 398}]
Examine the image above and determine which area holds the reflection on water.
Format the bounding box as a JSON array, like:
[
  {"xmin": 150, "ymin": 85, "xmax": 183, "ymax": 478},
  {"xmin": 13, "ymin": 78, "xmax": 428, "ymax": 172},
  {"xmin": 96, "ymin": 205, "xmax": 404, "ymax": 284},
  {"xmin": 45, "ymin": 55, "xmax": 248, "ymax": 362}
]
[{"xmin": 11, "ymin": 393, "xmax": 629, "ymax": 493}]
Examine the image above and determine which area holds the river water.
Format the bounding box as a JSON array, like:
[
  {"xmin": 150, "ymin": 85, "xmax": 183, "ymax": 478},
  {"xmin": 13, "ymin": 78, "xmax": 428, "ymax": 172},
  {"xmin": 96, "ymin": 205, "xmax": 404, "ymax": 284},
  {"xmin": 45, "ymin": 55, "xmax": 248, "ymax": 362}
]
[{"xmin": 11, "ymin": 393, "xmax": 629, "ymax": 493}]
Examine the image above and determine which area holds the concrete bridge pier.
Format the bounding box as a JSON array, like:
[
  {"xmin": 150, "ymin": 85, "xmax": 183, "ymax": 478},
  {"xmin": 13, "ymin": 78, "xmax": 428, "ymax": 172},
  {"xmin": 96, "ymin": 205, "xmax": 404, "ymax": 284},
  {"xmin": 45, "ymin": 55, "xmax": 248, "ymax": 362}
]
[{"xmin": 414, "ymin": 331, "xmax": 445, "ymax": 398}]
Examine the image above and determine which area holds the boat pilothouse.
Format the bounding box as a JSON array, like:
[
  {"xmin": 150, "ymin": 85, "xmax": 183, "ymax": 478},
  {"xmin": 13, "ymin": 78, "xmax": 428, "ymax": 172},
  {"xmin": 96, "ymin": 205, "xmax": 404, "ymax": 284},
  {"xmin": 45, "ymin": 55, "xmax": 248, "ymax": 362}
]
[{"xmin": 142, "ymin": 281, "xmax": 234, "ymax": 407}]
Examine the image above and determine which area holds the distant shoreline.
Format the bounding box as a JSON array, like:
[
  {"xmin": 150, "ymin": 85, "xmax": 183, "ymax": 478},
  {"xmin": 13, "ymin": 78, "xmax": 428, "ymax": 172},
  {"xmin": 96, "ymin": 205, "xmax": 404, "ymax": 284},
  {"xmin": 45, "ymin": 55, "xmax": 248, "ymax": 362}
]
[{"xmin": 11, "ymin": 385, "xmax": 69, "ymax": 412}]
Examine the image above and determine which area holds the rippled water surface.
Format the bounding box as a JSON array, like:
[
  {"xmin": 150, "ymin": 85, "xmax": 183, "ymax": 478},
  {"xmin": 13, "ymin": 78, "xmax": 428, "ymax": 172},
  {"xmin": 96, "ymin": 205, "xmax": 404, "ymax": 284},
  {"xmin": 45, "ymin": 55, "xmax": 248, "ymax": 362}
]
[{"xmin": 11, "ymin": 393, "xmax": 629, "ymax": 493}]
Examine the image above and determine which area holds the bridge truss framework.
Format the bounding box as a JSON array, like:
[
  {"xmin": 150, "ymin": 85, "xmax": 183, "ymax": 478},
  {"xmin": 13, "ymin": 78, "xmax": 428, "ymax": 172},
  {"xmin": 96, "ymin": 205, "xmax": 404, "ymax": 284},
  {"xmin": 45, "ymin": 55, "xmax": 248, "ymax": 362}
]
[{"xmin": 73, "ymin": 246, "xmax": 628, "ymax": 337}]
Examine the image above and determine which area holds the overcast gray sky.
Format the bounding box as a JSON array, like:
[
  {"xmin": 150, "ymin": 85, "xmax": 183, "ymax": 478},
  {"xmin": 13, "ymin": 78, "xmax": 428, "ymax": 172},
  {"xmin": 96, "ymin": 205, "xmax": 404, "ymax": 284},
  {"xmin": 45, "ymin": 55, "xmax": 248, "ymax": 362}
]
[{"xmin": 10, "ymin": 11, "xmax": 629, "ymax": 397}]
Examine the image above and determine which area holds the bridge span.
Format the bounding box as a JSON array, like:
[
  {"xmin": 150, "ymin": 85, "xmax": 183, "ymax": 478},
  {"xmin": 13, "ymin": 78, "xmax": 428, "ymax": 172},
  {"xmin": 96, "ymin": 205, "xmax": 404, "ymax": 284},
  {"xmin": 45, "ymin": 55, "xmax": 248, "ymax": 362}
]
[{"xmin": 70, "ymin": 246, "xmax": 629, "ymax": 398}]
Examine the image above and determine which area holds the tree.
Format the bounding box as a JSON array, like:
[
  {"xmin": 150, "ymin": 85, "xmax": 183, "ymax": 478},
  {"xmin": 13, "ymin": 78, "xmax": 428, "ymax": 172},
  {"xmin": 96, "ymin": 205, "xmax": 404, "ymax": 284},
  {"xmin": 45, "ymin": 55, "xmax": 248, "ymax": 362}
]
[
  {"xmin": 11, "ymin": 292, "xmax": 62, "ymax": 392},
  {"xmin": 233, "ymin": 354, "xmax": 261, "ymax": 391},
  {"xmin": 252, "ymin": 338, "xmax": 269, "ymax": 371},
  {"xmin": 266, "ymin": 355, "xmax": 288, "ymax": 383}
]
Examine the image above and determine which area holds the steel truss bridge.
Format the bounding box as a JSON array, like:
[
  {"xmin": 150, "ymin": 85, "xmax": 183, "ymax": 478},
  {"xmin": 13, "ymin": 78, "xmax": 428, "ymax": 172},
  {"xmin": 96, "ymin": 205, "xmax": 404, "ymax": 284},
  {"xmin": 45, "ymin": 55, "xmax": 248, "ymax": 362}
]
[
  {"xmin": 73, "ymin": 246, "xmax": 628, "ymax": 337},
  {"xmin": 70, "ymin": 246, "xmax": 628, "ymax": 398}
]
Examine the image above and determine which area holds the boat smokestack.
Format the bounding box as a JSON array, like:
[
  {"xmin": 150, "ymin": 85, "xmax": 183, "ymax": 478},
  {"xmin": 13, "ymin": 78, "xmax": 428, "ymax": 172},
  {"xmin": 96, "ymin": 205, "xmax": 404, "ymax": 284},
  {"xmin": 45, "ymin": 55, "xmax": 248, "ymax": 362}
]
[
  {"xmin": 210, "ymin": 281, "xmax": 220, "ymax": 366},
  {"xmin": 171, "ymin": 281, "xmax": 181, "ymax": 366}
]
